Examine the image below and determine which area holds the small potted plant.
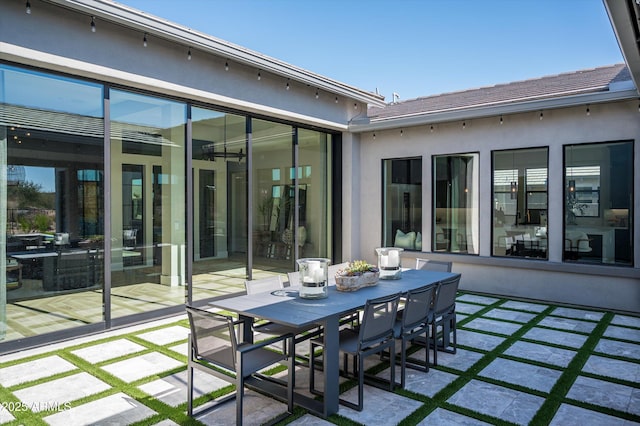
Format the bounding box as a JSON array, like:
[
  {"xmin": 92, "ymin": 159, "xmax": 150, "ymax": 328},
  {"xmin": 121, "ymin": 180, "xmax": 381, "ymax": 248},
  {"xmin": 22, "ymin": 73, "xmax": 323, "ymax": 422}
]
[{"xmin": 334, "ymin": 260, "xmax": 380, "ymax": 292}]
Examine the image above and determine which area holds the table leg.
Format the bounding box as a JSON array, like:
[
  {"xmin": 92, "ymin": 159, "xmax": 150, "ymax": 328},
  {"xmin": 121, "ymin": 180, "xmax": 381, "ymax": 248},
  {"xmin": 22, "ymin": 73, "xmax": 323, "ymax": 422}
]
[
  {"xmin": 238, "ymin": 314, "xmax": 254, "ymax": 344},
  {"xmin": 322, "ymin": 315, "xmax": 340, "ymax": 416}
]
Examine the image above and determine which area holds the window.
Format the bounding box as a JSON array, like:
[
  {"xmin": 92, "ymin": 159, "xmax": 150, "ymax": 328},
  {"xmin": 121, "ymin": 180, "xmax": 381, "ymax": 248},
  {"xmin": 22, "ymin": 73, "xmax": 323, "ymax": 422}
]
[
  {"xmin": 564, "ymin": 142, "xmax": 633, "ymax": 265},
  {"xmin": 492, "ymin": 148, "xmax": 548, "ymax": 259},
  {"xmin": 382, "ymin": 158, "xmax": 422, "ymax": 251},
  {"xmin": 433, "ymin": 153, "xmax": 479, "ymax": 254}
]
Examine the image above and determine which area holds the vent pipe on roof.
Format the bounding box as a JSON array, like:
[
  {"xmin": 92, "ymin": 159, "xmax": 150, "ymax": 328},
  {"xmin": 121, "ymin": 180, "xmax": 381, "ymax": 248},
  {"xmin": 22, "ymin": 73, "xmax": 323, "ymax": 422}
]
[{"xmin": 392, "ymin": 92, "xmax": 400, "ymax": 103}]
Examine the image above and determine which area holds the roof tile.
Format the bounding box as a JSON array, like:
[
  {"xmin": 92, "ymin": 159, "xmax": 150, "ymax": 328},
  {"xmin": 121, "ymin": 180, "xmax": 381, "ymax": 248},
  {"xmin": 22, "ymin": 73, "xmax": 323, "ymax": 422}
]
[{"xmin": 368, "ymin": 64, "xmax": 630, "ymax": 119}]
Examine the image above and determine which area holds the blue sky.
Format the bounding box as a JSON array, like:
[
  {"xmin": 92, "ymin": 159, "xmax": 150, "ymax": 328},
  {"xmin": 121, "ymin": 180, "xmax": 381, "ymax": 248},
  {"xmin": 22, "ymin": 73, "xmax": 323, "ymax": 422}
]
[{"xmin": 116, "ymin": 0, "xmax": 623, "ymax": 102}]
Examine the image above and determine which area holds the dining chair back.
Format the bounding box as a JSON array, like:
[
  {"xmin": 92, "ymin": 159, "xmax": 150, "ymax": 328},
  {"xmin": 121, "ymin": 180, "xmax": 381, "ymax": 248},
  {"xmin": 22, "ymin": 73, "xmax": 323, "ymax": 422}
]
[
  {"xmin": 310, "ymin": 292, "xmax": 402, "ymax": 411},
  {"xmin": 286, "ymin": 271, "xmax": 299, "ymax": 287},
  {"xmin": 393, "ymin": 283, "xmax": 436, "ymax": 388},
  {"xmin": 244, "ymin": 275, "xmax": 283, "ymax": 295},
  {"xmin": 359, "ymin": 292, "xmax": 401, "ymax": 349},
  {"xmin": 186, "ymin": 306, "xmax": 294, "ymax": 424},
  {"xmin": 415, "ymin": 258, "xmax": 452, "ymax": 272},
  {"xmin": 430, "ymin": 274, "xmax": 461, "ymax": 365}
]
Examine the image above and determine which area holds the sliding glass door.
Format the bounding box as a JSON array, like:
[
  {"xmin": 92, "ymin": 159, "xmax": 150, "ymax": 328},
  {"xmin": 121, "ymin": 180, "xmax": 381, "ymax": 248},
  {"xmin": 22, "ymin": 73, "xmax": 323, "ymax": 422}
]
[{"xmin": 109, "ymin": 89, "xmax": 186, "ymax": 318}]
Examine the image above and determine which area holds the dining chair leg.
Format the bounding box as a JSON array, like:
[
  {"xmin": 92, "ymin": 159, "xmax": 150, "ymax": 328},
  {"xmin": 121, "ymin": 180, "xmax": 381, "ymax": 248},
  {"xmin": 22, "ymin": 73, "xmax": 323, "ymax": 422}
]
[
  {"xmin": 400, "ymin": 339, "xmax": 407, "ymax": 389},
  {"xmin": 389, "ymin": 344, "xmax": 396, "ymax": 391},
  {"xmin": 187, "ymin": 362, "xmax": 194, "ymax": 416},
  {"xmin": 236, "ymin": 375, "xmax": 244, "ymax": 426},
  {"xmin": 309, "ymin": 341, "xmax": 318, "ymax": 395},
  {"xmin": 287, "ymin": 344, "xmax": 294, "ymax": 414},
  {"xmin": 431, "ymin": 322, "xmax": 438, "ymax": 366}
]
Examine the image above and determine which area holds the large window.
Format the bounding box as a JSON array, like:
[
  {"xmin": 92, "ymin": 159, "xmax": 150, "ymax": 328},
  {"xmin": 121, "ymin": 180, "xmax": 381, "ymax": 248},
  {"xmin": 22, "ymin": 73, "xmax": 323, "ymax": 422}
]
[
  {"xmin": 382, "ymin": 158, "xmax": 422, "ymax": 251},
  {"xmin": 564, "ymin": 141, "xmax": 633, "ymax": 265},
  {"xmin": 492, "ymin": 148, "xmax": 548, "ymax": 259},
  {"xmin": 433, "ymin": 153, "xmax": 479, "ymax": 254},
  {"xmin": 1, "ymin": 64, "xmax": 104, "ymax": 341}
]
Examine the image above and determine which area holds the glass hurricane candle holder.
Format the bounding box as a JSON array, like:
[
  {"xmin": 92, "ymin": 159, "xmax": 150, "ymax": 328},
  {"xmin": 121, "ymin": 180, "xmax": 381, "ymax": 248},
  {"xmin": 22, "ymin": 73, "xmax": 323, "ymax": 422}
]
[
  {"xmin": 296, "ymin": 258, "xmax": 330, "ymax": 299},
  {"xmin": 375, "ymin": 247, "xmax": 403, "ymax": 280}
]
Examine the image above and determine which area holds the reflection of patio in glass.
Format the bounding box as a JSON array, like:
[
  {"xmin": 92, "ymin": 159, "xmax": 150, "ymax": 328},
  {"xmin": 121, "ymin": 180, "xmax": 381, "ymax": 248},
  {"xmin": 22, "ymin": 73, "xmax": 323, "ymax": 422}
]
[{"xmin": 2, "ymin": 257, "xmax": 285, "ymax": 342}]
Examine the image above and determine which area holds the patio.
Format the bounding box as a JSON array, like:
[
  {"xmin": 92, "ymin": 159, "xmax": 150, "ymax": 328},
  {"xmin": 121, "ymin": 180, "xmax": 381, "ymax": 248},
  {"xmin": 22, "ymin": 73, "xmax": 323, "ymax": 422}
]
[{"xmin": 0, "ymin": 292, "xmax": 638, "ymax": 426}]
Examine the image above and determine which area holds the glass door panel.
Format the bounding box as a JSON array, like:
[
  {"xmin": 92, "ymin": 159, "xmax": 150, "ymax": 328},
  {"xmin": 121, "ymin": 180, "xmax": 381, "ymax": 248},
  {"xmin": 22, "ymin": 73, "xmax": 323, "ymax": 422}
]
[
  {"xmin": 297, "ymin": 129, "xmax": 331, "ymax": 258},
  {"xmin": 191, "ymin": 107, "xmax": 247, "ymax": 302},
  {"xmin": 251, "ymin": 119, "xmax": 294, "ymax": 274},
  {"xmin": 110, "ymin": 89, "xmax": 186, "ymax": 318}
]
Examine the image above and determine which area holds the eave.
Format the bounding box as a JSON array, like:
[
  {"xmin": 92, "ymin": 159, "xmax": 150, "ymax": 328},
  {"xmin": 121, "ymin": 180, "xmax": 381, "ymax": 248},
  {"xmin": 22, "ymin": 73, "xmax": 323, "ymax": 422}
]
[
  {"xmin": 604, "ymin": 0, "xmax": 640, "ymax": 95},
  {"xmin": 350, "ymin": 85, "xmax": 638, "ymax": 133}
]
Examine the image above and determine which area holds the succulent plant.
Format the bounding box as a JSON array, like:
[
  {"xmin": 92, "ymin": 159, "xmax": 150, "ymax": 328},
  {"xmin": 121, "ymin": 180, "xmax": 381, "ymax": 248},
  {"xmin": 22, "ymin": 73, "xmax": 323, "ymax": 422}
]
[{"xmin": 338, "ymin": 260, "xmax": 379, "ymax": 276}]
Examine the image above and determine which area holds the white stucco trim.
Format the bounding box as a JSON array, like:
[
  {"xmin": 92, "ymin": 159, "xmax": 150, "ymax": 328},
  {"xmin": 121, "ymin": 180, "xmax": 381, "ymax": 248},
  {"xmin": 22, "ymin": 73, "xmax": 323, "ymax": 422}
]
[{"xmin": 0, "ymin": 43, "xmax": 349, "ymax": 131}]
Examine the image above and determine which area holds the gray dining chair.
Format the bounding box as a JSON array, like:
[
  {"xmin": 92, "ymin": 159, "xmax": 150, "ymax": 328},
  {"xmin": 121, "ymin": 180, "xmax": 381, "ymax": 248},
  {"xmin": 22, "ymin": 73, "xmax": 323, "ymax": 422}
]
[
  {"xmin": 392, "ymin": 283, "xmax": 437, "ymax": 388},
  {"xmin": 415, "ymin": 258, "xmax": 452, "ymax": 272},
  {"xmin": 186, "ymin": 306, "xmax": 294, "ymax": 425},
  {"xmin": 309, "ymin": 292, "xmax": 402, "ymax": 411},
  {"xmin": 286, "ymin": 271, "xmax": 299, "ymax": 287},
  {"xmin": 429, "ymin": 274, "xmax": 461, "ymax": 365}
]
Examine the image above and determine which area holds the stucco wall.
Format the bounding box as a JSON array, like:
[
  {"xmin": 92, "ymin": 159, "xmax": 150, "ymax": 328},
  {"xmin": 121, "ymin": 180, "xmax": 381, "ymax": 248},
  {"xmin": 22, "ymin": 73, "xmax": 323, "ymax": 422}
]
[
  {"xmin": 351, "ymin": 100, "xmax": 640, "ymax": 313},
  {"xmin": 0, "ymin": 1, "xmax": 360, "ymax": 129}
]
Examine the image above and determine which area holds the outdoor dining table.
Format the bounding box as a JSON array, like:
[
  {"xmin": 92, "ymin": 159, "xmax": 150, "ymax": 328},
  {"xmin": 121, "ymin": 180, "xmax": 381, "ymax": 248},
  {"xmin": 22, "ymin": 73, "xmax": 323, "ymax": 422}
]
[{"xmin": 208, "ymin": 268, "xmax": 458, "ymax": 417}]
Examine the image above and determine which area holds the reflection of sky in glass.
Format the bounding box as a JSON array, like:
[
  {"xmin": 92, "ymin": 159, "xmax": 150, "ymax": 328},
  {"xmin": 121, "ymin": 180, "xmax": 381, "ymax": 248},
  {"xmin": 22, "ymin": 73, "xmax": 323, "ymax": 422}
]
[
  {"xmin": 0, "ymin": 64, "xmax": 103, "ymax": 117},
  {"xmin": 192, "ymin": 106, "xmax": 223, "ymax": 122},
  {"xmin": 24, "ymin": 166, "xmax": 55, "ymax": 192},
  {"xmin": 110, "ymin": 89, "xmax": 186, "ymax": 128}
]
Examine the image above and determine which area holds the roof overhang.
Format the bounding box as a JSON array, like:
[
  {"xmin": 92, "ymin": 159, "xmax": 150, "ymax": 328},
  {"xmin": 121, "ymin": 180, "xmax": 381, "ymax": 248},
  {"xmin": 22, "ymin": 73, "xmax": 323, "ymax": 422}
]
[
  {"xmin": 350, "ymin": 85, "xmax": 638, "ymax": 133},
  {"xmin": 604, "ymin": 0, "xmax": 640, "ymax": 95},
  {"xmin": 41, "ymin": 0, "xmax": 386, "ymax": 108}
]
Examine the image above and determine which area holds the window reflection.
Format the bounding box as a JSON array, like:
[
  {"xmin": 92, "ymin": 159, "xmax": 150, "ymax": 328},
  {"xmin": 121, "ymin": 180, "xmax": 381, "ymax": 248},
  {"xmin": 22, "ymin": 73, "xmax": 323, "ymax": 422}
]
[
  {"xmin": 564, "ymin": 142, "xmax": 633, "ymax": 265},
  {"xmin": 382, "ymin": 158, "xmax": 422, "ymax": 251},
  {"xmin": 434, "ymin": 154, "xmax": 479, "ymax": 254},
  {"xmin": 492, "ymin": 148, "xmax": 548, "ymax": 259},
  {"xmin": 1, "ymin": 64, "xmax": 105, "ymax": 342}
]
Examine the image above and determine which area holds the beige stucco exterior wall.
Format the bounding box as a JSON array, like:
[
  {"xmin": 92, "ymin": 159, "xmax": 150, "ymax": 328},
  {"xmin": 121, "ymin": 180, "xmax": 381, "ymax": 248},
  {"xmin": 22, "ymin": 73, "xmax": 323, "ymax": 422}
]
[{"xmin": 350, "ymin": 100, "xmax": 640, "ymax": 313}]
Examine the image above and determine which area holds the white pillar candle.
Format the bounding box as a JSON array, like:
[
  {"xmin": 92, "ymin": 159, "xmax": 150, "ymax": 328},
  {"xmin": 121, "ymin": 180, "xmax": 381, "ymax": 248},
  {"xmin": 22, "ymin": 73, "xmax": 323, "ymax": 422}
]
[
  {"xmin": 380, "ymin": 255, "xmax": 389, "ymax": 268},
  {"xmin": 388, "ymin": 250, "xmax": 400, "ymax": 267}
]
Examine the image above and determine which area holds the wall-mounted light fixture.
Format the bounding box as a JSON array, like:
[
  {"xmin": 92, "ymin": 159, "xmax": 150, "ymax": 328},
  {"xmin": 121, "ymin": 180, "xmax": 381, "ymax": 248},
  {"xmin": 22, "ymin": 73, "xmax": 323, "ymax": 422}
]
[
  {"xmin": 26, "ymin": 1, "xmax": 31, "ymax": 14},
  {"xmin": 90, "ymin": 16, "xmax": 96, "ymax": 32},
  {"xmin": 510, "ymin": 181, "xmax": 518, "ymax": 199},
  {"xmin": 187, "ymin": 47, "xmax": 192, "ymax": 60},
  {"xmin": 143, "ymin": 33, "xmax": 148, "ymax": 47},
  {"xmin": 225, "ymin": 61, "xmax": 229, "ymax": 71}
]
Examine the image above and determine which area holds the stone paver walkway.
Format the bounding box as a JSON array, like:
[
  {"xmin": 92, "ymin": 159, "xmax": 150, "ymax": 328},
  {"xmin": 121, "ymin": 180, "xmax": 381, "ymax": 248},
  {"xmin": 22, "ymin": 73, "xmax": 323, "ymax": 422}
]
[{"xmin": 0, "ymin": 293, "xmax": 639, "ymax": 425}]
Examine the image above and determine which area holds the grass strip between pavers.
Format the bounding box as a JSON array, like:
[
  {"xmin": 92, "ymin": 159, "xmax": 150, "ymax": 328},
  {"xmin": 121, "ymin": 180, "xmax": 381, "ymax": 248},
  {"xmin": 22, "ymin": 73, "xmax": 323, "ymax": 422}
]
[{"xmin": 1, "ymin": 296, "xmax": 639, "ymax": 426}]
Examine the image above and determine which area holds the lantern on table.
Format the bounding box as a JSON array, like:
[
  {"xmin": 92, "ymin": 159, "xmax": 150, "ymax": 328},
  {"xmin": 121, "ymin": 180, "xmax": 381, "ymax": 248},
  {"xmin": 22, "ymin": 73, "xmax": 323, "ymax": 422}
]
[
  {"xmin": 296, "ymin": 258, "xmax": 330, "ymax": 299},
  {"xmin": 375, "ymin": 247, "xmax": 403, "ymax": 280}
]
